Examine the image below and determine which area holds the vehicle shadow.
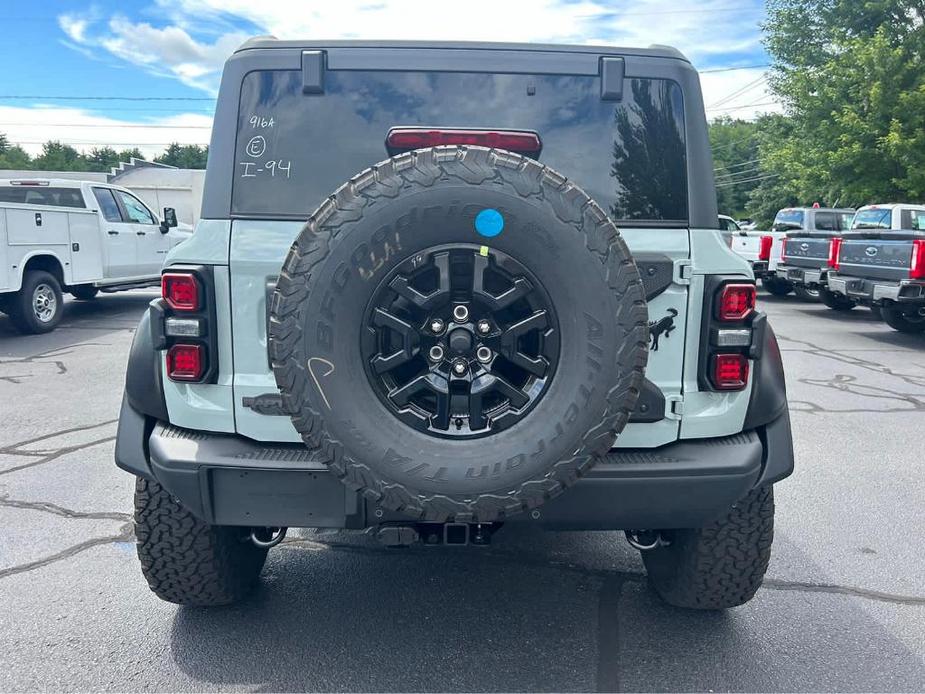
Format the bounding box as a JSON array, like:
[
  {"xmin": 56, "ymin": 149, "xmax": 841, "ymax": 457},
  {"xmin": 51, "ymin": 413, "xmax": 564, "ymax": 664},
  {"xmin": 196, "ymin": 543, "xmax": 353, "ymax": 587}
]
[{"xmin": 167, "ymin": 528, "xmax": 925, "ymax": 692}]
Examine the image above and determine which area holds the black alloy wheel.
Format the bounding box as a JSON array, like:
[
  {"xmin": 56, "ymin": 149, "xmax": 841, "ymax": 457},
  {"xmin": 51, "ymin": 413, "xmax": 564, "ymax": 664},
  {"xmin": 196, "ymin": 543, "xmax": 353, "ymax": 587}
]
[{"xmin": 361, "ymin": 244, "xmax": 560, "ymax": 438}]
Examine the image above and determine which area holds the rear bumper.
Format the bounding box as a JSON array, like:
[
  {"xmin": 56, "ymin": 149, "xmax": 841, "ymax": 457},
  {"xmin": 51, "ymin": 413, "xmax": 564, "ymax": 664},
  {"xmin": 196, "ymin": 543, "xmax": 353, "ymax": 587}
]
[
  {"xmin": 748, "ymin": 260, "xmax": 770, "ymax": 278},
  {"xmin": 116, "ymin": 398, "xmax": 794, "ymax": 531},
  {"xmin": 777, "ymin": 263, "xmax": 824, "ymax": 286},
  {"xmin": 827, "ymin": 273, "xmax": 925, "ymax": 304}
]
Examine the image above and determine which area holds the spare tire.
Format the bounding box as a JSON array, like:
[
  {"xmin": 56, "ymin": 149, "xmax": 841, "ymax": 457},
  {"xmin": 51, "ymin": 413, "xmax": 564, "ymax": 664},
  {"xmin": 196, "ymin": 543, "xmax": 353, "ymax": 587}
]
[{"xmin": 269, "ymin": 146, "xmax": 648, "ymax": 522}]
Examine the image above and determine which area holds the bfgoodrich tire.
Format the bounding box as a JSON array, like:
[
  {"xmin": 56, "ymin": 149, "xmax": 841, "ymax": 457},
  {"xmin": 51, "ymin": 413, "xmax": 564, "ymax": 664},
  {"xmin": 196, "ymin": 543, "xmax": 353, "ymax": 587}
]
[
  {"xmin": 642, "ymin": 486, "xmax": 774, "ymax": 609},
  {"xmin": 134, "ymin": 478, "xmax": 268, "ymax": 606},
  {"xmin": 269, "ymin": 146, "xmax": 649, "ymax": 523}
]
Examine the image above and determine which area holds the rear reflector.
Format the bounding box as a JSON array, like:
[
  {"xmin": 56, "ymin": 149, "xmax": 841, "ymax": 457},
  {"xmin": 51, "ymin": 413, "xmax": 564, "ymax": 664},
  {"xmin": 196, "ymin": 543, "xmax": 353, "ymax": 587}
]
[
  {"xmin": 828, "ymin": 237, "xmax": 843, "ymax": 270},
  {"xmin": 717, "ymin": 284, "xmax": 756, "ymax": 321},
  {"xmin": 911, "ymin": 240, "xmax": 925, "ymax": 280},
  {"xmin": 714, "ymin": 328, "xmax": 752, "ymax": 348},
  {"xmin": 162, "ymin": 272, "xmax": 200, "ymax": 311},
  {"xmin": 166, "ymin": 344, "xmax": 204, "ymax": 381},
  {"xmin": 386, "ymin": 128, "xmax": 542, "ymax": 156},
  {"xmin": 165, "ymin": 317, "xmax": 203, "ymax": 338},
  {"xmin": 712, "ymin": 353, "xmax": 749, "ymax": 390},
  {"xmin": 758, "ymin": 235, "xmax": 773, "ymax": 261}
]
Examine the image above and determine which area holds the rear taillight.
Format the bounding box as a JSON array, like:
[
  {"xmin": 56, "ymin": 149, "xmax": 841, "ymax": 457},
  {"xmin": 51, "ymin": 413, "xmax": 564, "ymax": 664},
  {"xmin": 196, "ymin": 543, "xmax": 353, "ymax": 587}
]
[
  {"xmin": 758, "ymin": 235, "xmax": 773, "ymax": 261},
  {"xmin": 166, "ymin": 344, "xmax": 205, "ymax": 381},
  {"xmin": 386, "ymin": 128, "xmax": 542, "ymax": 156},
  {"xmin": 162, "ymin": 272, "xmax": 200, "ymax": 311},
  {"xmin": 910, "ymin": 240, "xmax": 925, "ymax": 280},
  {"xmin": 780, "ymin": 237, "xmax": 787, "ymax": 259},
  {"xmin": 701, "ymin": 279, "xmax": 759, "ymax": 392},
  {"xmin": 159, "ymin": 266, "xmax": 215, "ymax": 383},
  {"xmin": 828, "ymin": 237, "xmax": 843, "ymax": 270},
  {"xmin": 712, "ymin": 353, "xmax": 749, "ymax": 390},
  {"xmin": 717, "ymin": 284, "xmax": 756, "ymax": 321}
]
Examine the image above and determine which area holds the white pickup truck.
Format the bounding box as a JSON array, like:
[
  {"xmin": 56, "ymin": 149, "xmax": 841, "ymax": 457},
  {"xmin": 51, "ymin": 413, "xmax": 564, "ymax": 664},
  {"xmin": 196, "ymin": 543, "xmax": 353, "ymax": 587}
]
[
  {"xmin": 0, "ymin": 179, "xmax": 190, "ymax": 333},
  {"xmin": 721, "ymin": 215, "xmax": 790, "ymax": 296}
]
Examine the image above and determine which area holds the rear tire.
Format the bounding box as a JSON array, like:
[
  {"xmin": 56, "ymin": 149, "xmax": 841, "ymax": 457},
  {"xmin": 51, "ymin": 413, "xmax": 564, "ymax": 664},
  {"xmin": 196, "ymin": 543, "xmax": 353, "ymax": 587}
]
[
  {"xmin": 819, "ymin": 288, "xmax": 855, "ymax": 311},
  {"xmin": 134, "ymin": 478, "xmax": 268, "ymax": 606},
  {"xmin": 8, "ymin": 270, "xmax": 64, "ymax": 334},
  {"xmin": 881, "ymin": 305, "xmax": 925, "ymax": 333},
  {"xmin": 761, "ymin": 277, "xmax": 792, "ymax": 297},
  {"xmin": 794, "ymin": 285, "xmax": 820, "ymax": 302},
  {"xmin": 70, "ymin": 285, "xmax": 99, "ymax": 301},
  {"xmin": 642, "ymin": 486, "xmax": 774, "ymax": 609}
]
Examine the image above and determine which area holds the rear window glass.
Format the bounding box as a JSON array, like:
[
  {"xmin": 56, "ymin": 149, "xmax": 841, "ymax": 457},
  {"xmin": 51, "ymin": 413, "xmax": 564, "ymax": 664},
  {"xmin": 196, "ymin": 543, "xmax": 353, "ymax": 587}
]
[
  {"xmin": 837, "ymin": 212, "xmax": 854, "ymax": 229},
  {"xmin": 232, "ymin": 71, "xmax": 688, "ymax": 223},
  {"xmin": 0, "ymin": 186, "xmax": 85, "ymax": 208},
  {"xmin": 772, "ymin": 209, "xmax": 804, "ymax": 230},
  {"xmin": 815, "ymin": 211, "xmax": 837, "ymax": 231},
  {"xmin": 852, "ymin": 209, "xmax": 891, "ymax": 229}
]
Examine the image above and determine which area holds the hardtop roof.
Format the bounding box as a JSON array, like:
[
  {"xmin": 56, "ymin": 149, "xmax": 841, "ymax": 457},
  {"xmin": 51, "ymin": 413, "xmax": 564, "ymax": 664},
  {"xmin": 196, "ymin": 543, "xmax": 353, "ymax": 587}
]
[{"xmin": 234, "ymin": 37, "xmax": 689, "ymax": 62}]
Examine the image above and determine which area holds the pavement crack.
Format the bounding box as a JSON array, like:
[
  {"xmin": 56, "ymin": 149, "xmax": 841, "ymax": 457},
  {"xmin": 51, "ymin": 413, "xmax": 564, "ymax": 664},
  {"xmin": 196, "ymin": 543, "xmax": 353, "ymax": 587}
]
[
  {"xmin": 763, "ymin": 578, "xmax": 925, "ymax": 606},
  {"xmin": 777, "ymin": 333, "xmax": 925, "ymax": 389},
  {"xmin": 0, "ymin": 420, "xmax": 118, "ymax": 476},
  {"xmin": 0, "ymin": 522, "xmax": 134, "ymax": 580},
  {"xmin": 0, "ymin": 495, "xmax": 131, "ymax": 522}
]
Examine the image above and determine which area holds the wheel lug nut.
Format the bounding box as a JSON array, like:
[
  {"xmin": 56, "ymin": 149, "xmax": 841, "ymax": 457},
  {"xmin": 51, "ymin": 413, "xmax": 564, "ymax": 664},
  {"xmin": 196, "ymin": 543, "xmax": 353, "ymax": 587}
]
[
  {"xmin": 476, "ymin": 346, "xmax": 493, "ymax": 364},
  {"xmin": 430, "ymin": 318, "xmax": 445, "ymax": 334},
  {"xmin": 477, "ymin": 319, "xmax": 491, "ymax": 335},
  {"xmin": 452, "ymin": 305, "xmax": 469, "ymax": 322},
  {"xmin": 452, "ymin": 359, "xmax": 468, "ymax": 375},
  {"xmin": 428, "ymin": 345, "xmax": 445, "ymax": 362}
]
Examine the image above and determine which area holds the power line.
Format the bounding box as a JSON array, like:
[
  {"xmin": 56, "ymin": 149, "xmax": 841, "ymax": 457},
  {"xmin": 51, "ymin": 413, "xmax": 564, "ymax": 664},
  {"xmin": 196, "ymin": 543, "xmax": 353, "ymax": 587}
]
[
  {"xmin": 714, "ymin": 158, "xmax": 763, "ymax": 171},
  {"xmin": 0, "ymin": 95, "xmax": 215, "ymax": 102},
  {"xmin": 716, "ymin": 172, "xmax": 780, "ymax": 188},
  {"xmin": 707, "ymin": 100, "xmax": 779, "ymax": 113},
  {"xmin": 0, "ymin": 122, "xmax": 211, "ymax": 129},
  {"xmin": 706, "ymin": 74, "xmax": 768, "ymax": 109},
  {"xmin": 701, "ymin": 64, "xmax": 771, "ymax": 73},
  {"xmin": 715, "ymin": 167, "xmax": 765, "ymax": 181}
]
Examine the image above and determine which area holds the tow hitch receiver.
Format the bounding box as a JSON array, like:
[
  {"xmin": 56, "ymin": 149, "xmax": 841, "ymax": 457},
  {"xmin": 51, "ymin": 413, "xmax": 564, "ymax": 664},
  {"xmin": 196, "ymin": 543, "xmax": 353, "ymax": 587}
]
[{"xmin": 376, "ymin": 523, "xmax": 498, "ymax": 547}]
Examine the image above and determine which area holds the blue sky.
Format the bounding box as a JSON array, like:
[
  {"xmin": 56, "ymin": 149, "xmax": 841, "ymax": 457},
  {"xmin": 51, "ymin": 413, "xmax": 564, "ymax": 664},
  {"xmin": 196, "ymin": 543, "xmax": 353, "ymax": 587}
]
[{"xmin": 0, "ymin": 0, "xmax": 776, "ymax": 158}]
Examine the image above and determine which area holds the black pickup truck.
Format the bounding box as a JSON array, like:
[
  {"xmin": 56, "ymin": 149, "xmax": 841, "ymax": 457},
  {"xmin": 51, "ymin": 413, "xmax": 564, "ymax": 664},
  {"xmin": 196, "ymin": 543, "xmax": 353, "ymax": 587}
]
[
  {"xmin": 773, "ymin": 206, "xmax": 855, "ymax": 308},
  {"xmin": 826, "ymin": 204, "xmax": 925, "ymax": 332}
]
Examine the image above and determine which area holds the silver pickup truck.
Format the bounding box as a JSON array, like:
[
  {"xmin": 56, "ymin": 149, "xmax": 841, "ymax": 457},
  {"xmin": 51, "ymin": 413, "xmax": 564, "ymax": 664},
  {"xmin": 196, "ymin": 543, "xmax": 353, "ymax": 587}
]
[
  {"xmin": 827, "ymin": 204, "xmax": 925, "ymax": 331},
  {"xmin": 773, "ymin": 206, "xmax": 856, "ymax": 306}
]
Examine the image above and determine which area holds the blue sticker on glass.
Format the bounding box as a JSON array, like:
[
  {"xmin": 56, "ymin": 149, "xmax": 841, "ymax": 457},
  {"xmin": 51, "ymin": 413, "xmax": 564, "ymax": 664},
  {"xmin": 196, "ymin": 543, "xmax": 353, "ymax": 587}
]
[{"xmin": 475, "ymin": 208, "xmax": 504, "ymax": 238}]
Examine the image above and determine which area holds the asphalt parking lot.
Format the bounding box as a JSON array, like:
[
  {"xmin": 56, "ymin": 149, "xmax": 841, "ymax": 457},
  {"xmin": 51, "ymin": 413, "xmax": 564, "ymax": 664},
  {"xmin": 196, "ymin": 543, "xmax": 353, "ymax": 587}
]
[{"xmin": 1, "ymin": 288, "xmax": 924, "ymax": 692}]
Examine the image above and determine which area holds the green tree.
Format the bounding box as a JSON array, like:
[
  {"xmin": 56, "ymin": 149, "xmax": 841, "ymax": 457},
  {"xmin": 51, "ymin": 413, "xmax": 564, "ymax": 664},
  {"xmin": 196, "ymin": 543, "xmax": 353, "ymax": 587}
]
[
  {"xmin": 154, "ymin": 142, "xmax": 208, "ymax": 169},
  {"xmin": 762, "ymin": 0, "xmax": 925, "ymax": 204},
  {"xmin": 0, "ymin": 134, "xmax": 32, "ymax": 170},
  {"xmin": 709, "ymin": 117, "xmax": 761, "ymax": 218},
  {"xmin": 85, "ymin": 146, "xmax": 144, "ymax": 172},
  {"xmin": 32, "ymin": 141, "xmax": 90, "ymax": 172}
]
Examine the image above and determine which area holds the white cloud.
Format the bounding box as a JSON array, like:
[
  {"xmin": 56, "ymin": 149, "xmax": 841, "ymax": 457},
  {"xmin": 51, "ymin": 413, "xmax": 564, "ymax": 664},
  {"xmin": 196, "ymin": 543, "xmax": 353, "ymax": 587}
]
[
  {"xmin": 0, "ymin": 105, "xmax": 212, "ymax": 158},
  {"xmin": 58, "ymin": 12, "xmax": 248, "ymax": 93},
  {"xmin": 59, "ymin": 0, "xmax": 769, "ymax": 92}
]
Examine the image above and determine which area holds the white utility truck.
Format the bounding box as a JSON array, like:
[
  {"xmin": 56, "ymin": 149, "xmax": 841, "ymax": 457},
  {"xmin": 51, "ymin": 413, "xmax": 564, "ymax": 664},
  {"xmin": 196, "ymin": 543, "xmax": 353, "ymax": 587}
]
[{"xmin": 0, "ymin": 179, "xmax": 190, "ymax": 333}]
